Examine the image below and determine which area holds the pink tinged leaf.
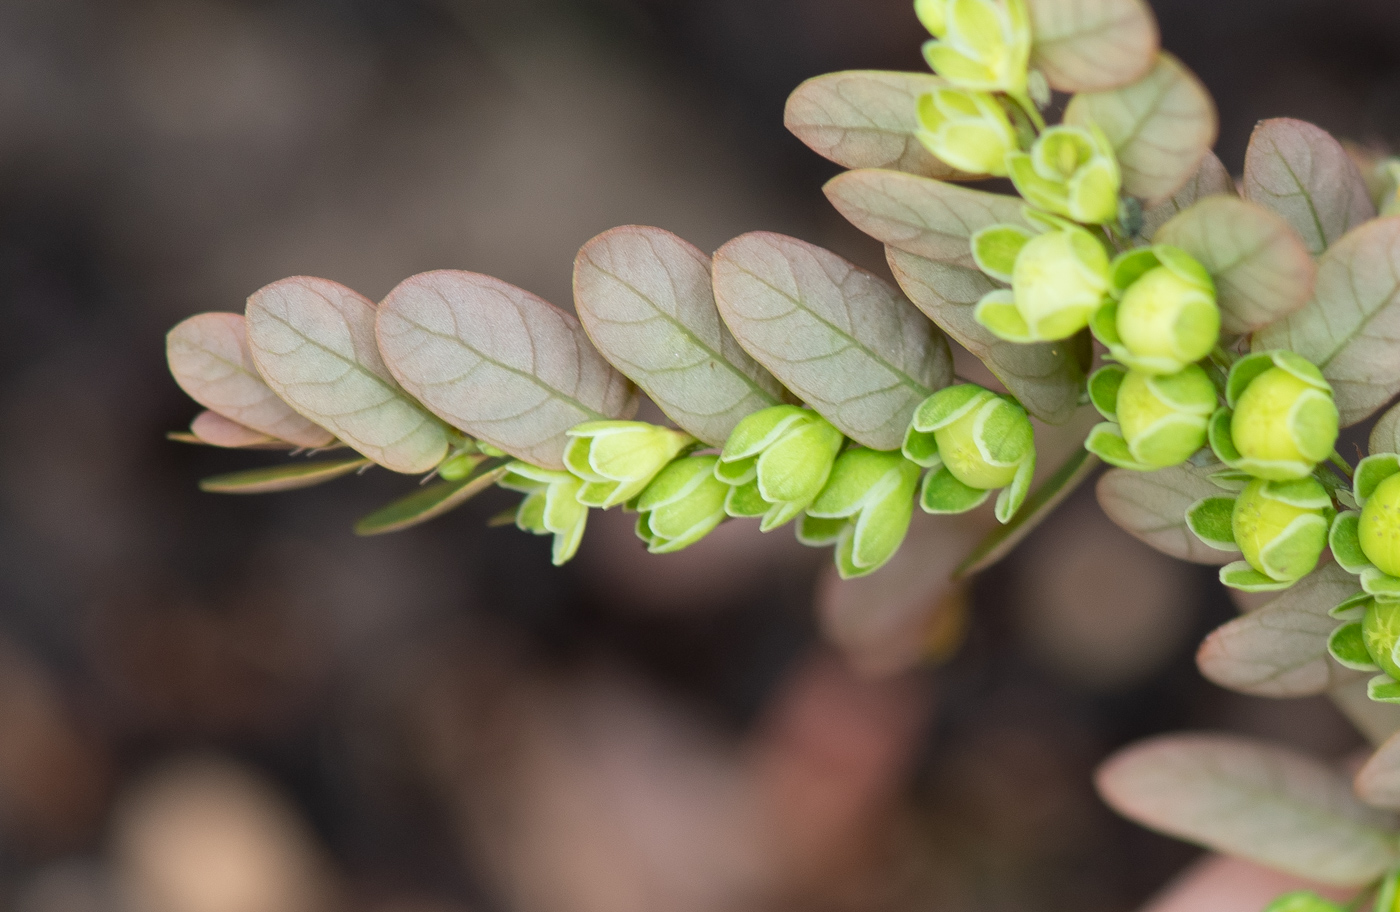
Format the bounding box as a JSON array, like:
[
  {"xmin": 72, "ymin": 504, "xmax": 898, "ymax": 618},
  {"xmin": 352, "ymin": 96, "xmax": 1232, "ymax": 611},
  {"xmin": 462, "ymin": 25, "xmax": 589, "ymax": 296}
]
[
  {"xmin": 1140, "ymin": 150, "xmax": 1235, "ymax": 240},
  {"xmin": 189, "ymin": 410, "xmax": 291, "ymax": 450},
  {"xmin": 166, "ymin": 312, "xmax": 334, "ymax": 449},
  {"xmin": 1096, "ymin": 463, "xmax": 1235, "ymax": 565},
  {"xmin": 1027, "ymin": 0, "xmax": 1160, "ymax": 93},
  {"xmin": 376, "ymin": 270, "xmax": 638, "ymax": 470}
]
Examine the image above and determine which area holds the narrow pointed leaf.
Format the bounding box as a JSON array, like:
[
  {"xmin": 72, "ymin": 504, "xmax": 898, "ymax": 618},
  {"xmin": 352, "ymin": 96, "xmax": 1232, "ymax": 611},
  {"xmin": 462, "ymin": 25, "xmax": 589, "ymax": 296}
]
[
  {"xmin": 1097, "ymin": 733, "xmax": 1400, "ymax": 886},
  {"xmin": 1355, "ymin": 730, "xmax": 1400, "ymax": 810},
  {"xmin": 355, "ymin": 465, "xmax": 509, "ymax": 536},
  {"xmin": 1139, "ymin": 150, "xmax": 1234, "ymax": 240},
  {"xmin": 573, "ymin": 226, "xmax": 783, "ymax": 446},
  {"xmin": 783, "ymin": 71, "xmax": 972, "ymax": 178},
  {"xmin": 1197, "ymin": 563, "xmax": 1365, "ymax": 698},
  {"xmin": 1065, "ymin": 53, "xmax": 1218, "ymax": 206},
  {"xmin": 1242, "ymin": 118, "xmax": 1376, "ymax": 257},
  {"xmin": 887, "ymin": 248, "xmax": 1084, "ymax": 424},
  {"xmin": 712, "ymin": 232, "xmax": 952, "ymax": 450},
  {"xmin": 1096, "ymin": 462, "xmax": 1236, "ymax": 565},
  {"xmin": 1372, "ymin": 401, "xmax": 1400, "ymax": 456},
  {"xmin": 167, "ymin": 312, "xmax": 334, "ymax": 448},
  {"xmin": 825, "ymin": 170, "xmax": 1027, "ymax": 266},
  {"xmin": 1253, "ymin": 219, "xmax": 1400, "ymax": 426},
  {"xmin": 955, "ymin": 448, "xmax": 1099, "ymax": 578},
  {"xmin": 1155, "ymin": 196, "xmax": 1317, "ymax": 334},
  {"xmin": 199, "ymin": 457, "xmax": 370, "ymax": 494},
  {"xmin": 376, "ymin": 270, "xmax": 638, "ymax": 470},
  {"xmin": 245, "ymin": 277, "xmax": 450, "ymax": 474},
  {"xmin": 1027, "ymin": 0, "xmax": 1159, "ymax": 92},
  {"xmin": 189, "ymin": 410, "xmax": 291, "ymax": 450}
]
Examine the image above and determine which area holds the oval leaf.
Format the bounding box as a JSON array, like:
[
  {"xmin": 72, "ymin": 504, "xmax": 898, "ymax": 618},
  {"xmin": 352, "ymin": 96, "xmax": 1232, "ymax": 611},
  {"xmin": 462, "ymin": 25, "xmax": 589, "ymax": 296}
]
[
  {"xmin": 377, "ymin": 270, "xmax": 638, "ymax": 470},
  {"xmin": 189, "ymin": 410, "xmax": 289, "ymax": 450},
  {"xmin": 355, "ymin": 465, "xmax": 509, "ymax": 536},
  {"xmin": 167, "ymin": 312, "xmax": 334, "ymax": 449},
  {"xmin": 1096, "ymin": 462, "xmax": 1235, "ymax": 565},
  {"xmin": 888, "ymin": 246, "xmax": 1084, "ymax": 423},
  {"xmin": 824, "ymin": 169, "xmax": 1027, "ymax": 266},
  {"xmin": 573, "ymin": 226, "xmax": 784, "ymax": 446},
  {"xmin": 245, "ymin": 277, "xmax": 450, "ymax": 474},
  {"xmin": 1065, "ymin": 52, "xmax": 1218, "ymax": 206},
  {"xmin": 1253, "ymin": 218, "xmax": 1400, "ymax": 426},
  {"xmin": 1371, "ymin": 401, "xmax": 1400, "ymax": 456},
  {"xmin": 783, "ymin": 71, "xmax": 972, "ymax": 178},
  {"xmin": 1197, "ymin": 563, "xmax": 1365, "ymax": 698},
  {"xmin": 712, "ymin": 232, "xmax": 952, "ymax": 450},
  {"xmin": 1097, "ymin": 732, "xmax": 1400, "ymax": 886},
  {"xmin": 1139, "ymin": 150, "xmax": 1234, "ymax": 240},
  {"xmin": 1357, "ymin": 731, "xmax": 1400, "ymax": 810},
  {"xmin": 1242, "ymin": 118, "xmax": 1376, "ymax": 257},
  {"xmin": 1155, "ymin": 196, "xmax": 1317, "ymax": 334},
  {"xmin": 199, "ymin": 457, "xmax": 370, "ymax": 494},
  {"xmin": 1027, "ymin": 0, "xmax": 1159, "ymax": 93}
]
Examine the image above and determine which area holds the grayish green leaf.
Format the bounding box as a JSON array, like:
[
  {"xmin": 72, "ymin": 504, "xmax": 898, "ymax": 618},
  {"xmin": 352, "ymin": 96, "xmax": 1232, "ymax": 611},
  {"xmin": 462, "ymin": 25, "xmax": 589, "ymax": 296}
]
[
  {"xmin": 712, "ymin": 232, "xmax": 952, "ymax": 450},
  {"xmin": 199, "ymin": 457, "xmax": 371, "ymax": 494},
  {"xmin": 1027, "ymin": 0, "xmax": 1159, "ymax": 92},
  {"xmin": 573, "ymin": 226, "xmax": 784, "ymax": 446},
  {"xmin": 1155, "ymin": 196, "xmax": 1317, "ymax": 334},
  {"xmin": 825, "ymin": 169, "xmax": 1027, "ymax": 266},
  {"xmin": 1242, "ymin": 118, "xmax": 1376, "ymax": 257},
  {"xmin": 355, "ymin": 465, "xmax": 508, "ymax": 536},
  {"xmin": 376, "ymin": 270, "xmax": 638, "ymax": 470},
  {"xmin": 783, "ymin": 71, "xmax": 972, "ymax": 178},
  {"xmin": 1065, "ymin": 53, "xmax": 1218, "ymax": 206},
  {"xmin": 1253, "ymin": 218, "xmax": 1400, "ymax": 426},
  {"xmin": 189, "ymin": 410, "xmax": 291, "ymax": 450},
  {"xmin": 1372, "ymin": 401, "xmax": 1400, "ymax": 456},
  {"xmin": 1139, "ymin": 150, "xmax": 1234, "ymax": 240},
  {"xmin": 245, "ymin": 278, "xmax": 451, "ymax": 474},
  {"xmin": 1096, "ymin": 462, "xmax": 1237, "ymax": 564},
  {"xmin": 1196, "ymin": 563, "xmax": 1365, "ymax": 698},
  {"xmin": 887, "ymin": 248, "xmax": 1084, "ymax": 424},
  {"xmin": 167, "ymin": 312, "xmax": 334, "ymax": 449},
  {"xmin": 1097, "ymin": 732, "xmax": 1400, "ymax": 886}
]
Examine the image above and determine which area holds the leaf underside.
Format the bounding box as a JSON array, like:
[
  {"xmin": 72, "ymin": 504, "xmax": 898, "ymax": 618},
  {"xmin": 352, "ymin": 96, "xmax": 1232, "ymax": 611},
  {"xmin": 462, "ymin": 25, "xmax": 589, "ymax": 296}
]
[
  {"xmin": 1027, "ymin": 0, "xmax": 1160, "ymax": 93},
  {"xmin": 1096, "ymin": 462, "xmax": 1237, "ymax": 565},
  {"xmin": 1139, "ymin": 150, "xmax": 1234, "ymax": 240}
]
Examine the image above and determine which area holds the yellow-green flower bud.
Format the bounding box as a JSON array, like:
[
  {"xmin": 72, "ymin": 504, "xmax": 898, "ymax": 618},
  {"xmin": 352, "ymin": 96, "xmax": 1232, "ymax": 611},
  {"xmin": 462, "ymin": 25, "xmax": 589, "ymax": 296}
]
[
  {"xmin": 974, "ymin": 226, "xmax": 1111, "ymax": 343},
  {"xmin": 1115, "ymin": 366, "xmax": 1216, "ymax": 468},
  {"xmin": 915, "ymin": 88, "xmax": 1018, "ymax": 177},
  {"xmin": 716, "ymin": 405, "xmax": 845, "ymax": 532},
  {"xmin": 1093, "ymin": 246, "xmax": 1219, "ymax": 375},
  {"xmin": 499, "ymin": 462, "xmax": 589, "ymax": 565},
  {"xmin": 806, "ymin": 448, "xmax": 921, "ymax": 578},
  {"xmin": 564, "ymin": 421, "xmax": 694, "ymax": 509},
  {"xmin": 920, "ymin": 0, "xmax": 1032, "ymax": 96},
  {"xmin": 1364, "ymin": 600, "xmax": 1400, "ymax": 682},
  {"xmin": 438, "ymin": 449, "xmax": 484, "ymax": 481},
  {"xmin": 635, "ymin": 455, "xmax": 730, "ymax": 554},
  {"xmin": 1262, "ymin": 893, "xmax": 1345, "ymax": 912},
  {"xmin": 1231, "ymin": 477, "xmax": 1331, "ymax": 584},
  {"xmin": 1360, "ymin": 472, "xmax": 1400, "ymax": 577},
  {"xmin": 1006, "ymin": 125, "xmax": 1122, "ymax": 224},
  {"xmin": 1215, "ymin": 352, "xmax": 1339, "ymax": 481}
]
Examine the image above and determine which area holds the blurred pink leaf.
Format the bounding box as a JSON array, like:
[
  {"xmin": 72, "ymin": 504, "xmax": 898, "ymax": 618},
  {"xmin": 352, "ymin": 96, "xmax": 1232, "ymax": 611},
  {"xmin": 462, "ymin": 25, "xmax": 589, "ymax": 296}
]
[
  {"xmin": 188, "ymin": 411, "xmax": 291, "ymax": 450},
  {"xmin": 1096, "ymin": 462, "xmax": 1236, "ymax": 565},
  {"xmin": 1027, "ymin": 0, "xmax": 1159, "ymax": 93}
]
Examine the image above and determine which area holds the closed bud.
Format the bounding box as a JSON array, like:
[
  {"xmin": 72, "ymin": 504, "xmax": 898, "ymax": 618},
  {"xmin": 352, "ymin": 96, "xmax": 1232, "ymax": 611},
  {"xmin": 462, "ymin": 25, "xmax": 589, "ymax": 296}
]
[
  {"xmin": 1231, "ymin": 477, "xmax": 1331, "ymax": 584},
  {"xmin": 1092, "ymin": 246, "xmax": 1219, "ymax": 375},
  {"xmin": 975, "ymin": 225, "xmax": 1111, "ymax": 343},
  {"xmin": 716, "ymin": 405, "xmax": 845, "ymax": 531},
  {"xmin": 635, "ymin": 455, "xmax": 729, "ymax": 553},
  {"xmin": 1360, "ymin": 469, "xmax": 1400, "ymax": 577},
  {"xmin": 920, "ymin": 0, "xmax": 1032, "ymax": 95},
  {"xmin": 1007, "ymin": 125, "xmax": 1121, "ymax": 224},
  {"xmin": 904, "ymin": 384, "xmax": 1035, "ymax": 522},
  {"xmin": 1114, "ymin": 366, "xmax": 1215, "ymax": 468},
  {"xmin": 915, "ymin": 88, "xmax": 1018, "ymax": 177},
  {"xmin": 1212, "ymin": 351, "xmax": 1339, "ymax": 481},
  {"xmin": 499, "ymin": 463, "xmax": 589, "ymax": 565},
  {"xmin": 438, "ymin": 449, "xmax": 484, "ymax": 481},
  {"xmin": 564, "ymin": 421, "xmax": 694, "ymax": 508},
  {"xmin": 806, "ymin": 448, "xmax": 921, "ymax": 578}
]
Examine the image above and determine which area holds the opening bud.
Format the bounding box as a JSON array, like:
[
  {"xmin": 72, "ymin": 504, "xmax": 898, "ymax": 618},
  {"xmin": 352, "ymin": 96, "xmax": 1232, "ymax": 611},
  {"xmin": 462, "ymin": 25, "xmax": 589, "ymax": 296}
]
[
  {"xmin": 904, "ymin": 383, "xmax": 1035, "ymax": 522},
  {"xmin": 635, "ymin": 454, "xmax": 730, "ymax": 553},
  {"xmin": 915, "ymin": 88, "xmax": 1018, "ymax": 176},
  {"xmin": 715, "ymin": 405, "xmax": 845, "ymax": 531},
  {"xmin": 1210, "ymin": 351, "xmax": 1339, "ymax": 481},
  {"xmin": 1365, "ymin": 599, "xmax": 1400, "ymax": 683},
  {"xmin": 564, "ymin": 421, "xmax": 694, "ymax": 508},
  {"xmin": 1007, "ymin": 125, "xmax": 1122, "ymax": 224},
  {"xmin": 1089, "ymin": 366, "xmax": 1215, "ymax": 470},
  {"xmin": 499, "ymin": 463, "xmax": 589, "ymax": 565},
  {"xmin": 805, "ymin": 448, "xmax": 921, "ymax": 578},
  {"xmin": 1091, "ymin": 246, "xmax": 1219, "ymax": 375},
  {"xmin": 1230, "ymin": 477, "xmax": 1331, "ymax": 585},
  {"xmin": 920, "ymin": 0, "xmax": 1032, "ymax": 95},
  {"xmin": 974, "ymin": 225, "xmax": 1110, "ymax": 342}
]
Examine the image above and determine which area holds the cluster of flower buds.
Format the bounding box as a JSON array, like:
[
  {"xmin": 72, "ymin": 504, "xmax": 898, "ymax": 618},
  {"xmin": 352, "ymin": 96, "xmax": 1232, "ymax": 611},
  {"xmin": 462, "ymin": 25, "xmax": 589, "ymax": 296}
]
[
  {"xmin": 915, "ymin": 0, "xmax": 1031, "ymax": 96},
  {"xmin": 715, "ymin": 406, "xmax": 844, "ymax": 531},
  {"xmin": 799, "ymin": 448, "xmax": 922, "ymax": 579},
  {"xmin": 564, "ymin": 421, "xmax": 695, "ymax": 508},
  {"xmin": 634, "ymin": 455, "xmax": 731, "ymax": 553},
  {"xmin": 1329, "ymin": 461, "xmax": 1400, "ymax": 702},
  {"xmin": 500, "ymin": 463, "xmax": 590, "ymax": 566}
]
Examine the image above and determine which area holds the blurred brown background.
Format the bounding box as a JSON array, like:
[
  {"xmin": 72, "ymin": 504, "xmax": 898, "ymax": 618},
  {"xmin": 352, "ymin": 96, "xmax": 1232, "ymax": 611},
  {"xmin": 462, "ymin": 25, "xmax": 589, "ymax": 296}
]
[{"xmin": 0, "ymin": 1, "xmax": 1398, "ymax": 910}]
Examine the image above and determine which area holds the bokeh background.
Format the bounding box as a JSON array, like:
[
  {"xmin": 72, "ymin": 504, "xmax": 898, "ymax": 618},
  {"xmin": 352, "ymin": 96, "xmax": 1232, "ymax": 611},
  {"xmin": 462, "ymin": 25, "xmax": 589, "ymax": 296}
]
[{"xmin": 1, "ymin": 1, "xmax": 1398, "ymax": 910}]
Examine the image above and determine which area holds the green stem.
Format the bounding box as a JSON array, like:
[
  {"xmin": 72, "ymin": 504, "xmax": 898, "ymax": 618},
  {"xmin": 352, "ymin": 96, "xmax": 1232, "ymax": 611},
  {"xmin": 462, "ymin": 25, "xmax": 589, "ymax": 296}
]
[
  {"xmin": 1009, "ymin": 91, "xmax": 1046, "ymax": 132},
  {"xmin": 1330, "ymin": 450, "xmax": 1356, "ymax": 481}
]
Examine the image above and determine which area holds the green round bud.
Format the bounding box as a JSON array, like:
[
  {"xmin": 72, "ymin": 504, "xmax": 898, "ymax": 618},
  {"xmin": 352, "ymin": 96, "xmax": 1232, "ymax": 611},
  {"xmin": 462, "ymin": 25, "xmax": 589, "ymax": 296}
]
[
  {"xmin": 1008, "ymin": 227, "xmax": 1110, "ymax": 341},
  {"xmin": 920, "ymin": 0, "xmax": 1032, "ymax": 95},
  {"xmin": 1006, "ymin": 125, "xmax": 1121, "ymax": 224},
  {"xmin": 915, "ymin": 88, "xmax": 1018, "ymax": 177},
  {"xmin": 1115, "ymin": 366, "xmax": 1215, "ymax": 468},
  {"xmin": 930, "ymin": 391, "xmax": 1033, "ymax": 489},
  {"xmin": 1231, "ymin": 477, "xmax": 1331, "ymax": 583},
  {"xmin": 635, "ymin": 455, "xmax": 730, "ymax": 553},
  {"xmin": 1360, "ymin": 472, "xmax": 1400, "ymax": 577},
  {"xmin": 1364, "ymin": 599, "xmax": 1400, "ymax": 681},
  {"xmin": 564, "ymin": 420, "xmax": 694, "ymax": 508},
  {"xmin": 1231, "ymin": 366, "xmax": 1339, "ymax": 481},
  {"xmin": 1115, "ymin": 261, "xmax": 1219, "ymax": 375}
]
